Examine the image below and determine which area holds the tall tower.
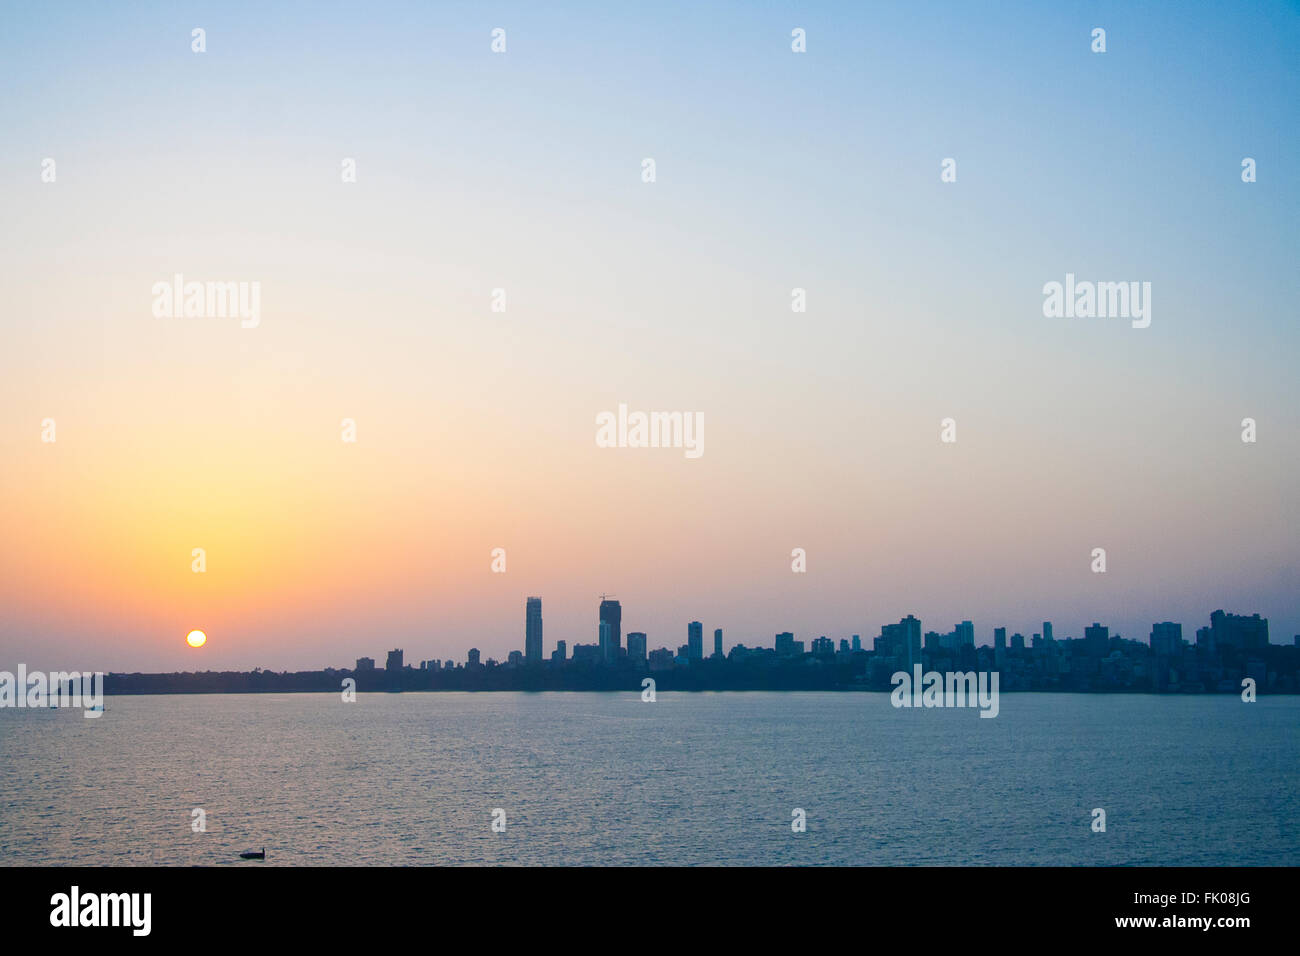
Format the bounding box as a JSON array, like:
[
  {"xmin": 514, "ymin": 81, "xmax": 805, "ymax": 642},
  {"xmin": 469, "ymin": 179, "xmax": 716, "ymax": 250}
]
[
  {"xmin": 688, "ymin": 621, "xmax": 704, "ymax": 661},
  {"xmin": 900, "ymin": 615, "xmax": 921, "ymax": 671},
  {"xmin": 525, "ymin": 597, "xmax": 543, "ymax": 663},
  {"xmin": 599, "ymin": 597, "xmax": 622, "ymax": 663}
]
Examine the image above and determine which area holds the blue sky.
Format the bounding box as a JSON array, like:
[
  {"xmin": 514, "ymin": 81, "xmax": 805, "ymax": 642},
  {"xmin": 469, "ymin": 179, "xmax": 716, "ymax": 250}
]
[{"xmin": 1, "ymin": 1, "xmax": 1297, "ymax": 668}]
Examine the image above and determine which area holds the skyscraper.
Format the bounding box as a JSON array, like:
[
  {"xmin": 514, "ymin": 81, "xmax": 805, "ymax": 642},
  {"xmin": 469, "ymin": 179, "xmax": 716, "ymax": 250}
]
[
  {"xmin": 688, "ymin": 621, "xmax": 703, "ymax": 661},
  {"xmin": 899, "ymin": 615, "xmax": 921, "ymax": 670},
  {"xmin": 877, "ymin": 623, "xmax": 899, "ymax": 657},
  {"xmin": 599, "ymin": 598, "xmax": 622, "ymax": 663},
  {"xmin": 1151, "ymin": 621, "xmax": 1181, "ymax": 657},
  {"xmin": 1085, "ymin": 623, "xmax": 1110, "ymax": 657},
  {"xmin": 525, "ymin": 596, "xmax": 543, "ymax": 663},
  {"xmin": 627, "ymin": 631, "xmax": 647, "ymax": 663},
  {"xmin": 713, "ymin": 628, "xmax": 723, "ymax": 658},
  {"xmin": 1209, "ymin": 610, "xmax": 1268, "ymax": 651}
]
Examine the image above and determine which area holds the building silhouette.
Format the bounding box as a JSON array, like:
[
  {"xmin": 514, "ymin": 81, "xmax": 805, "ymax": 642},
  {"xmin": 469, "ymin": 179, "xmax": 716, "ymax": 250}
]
[
  {"xmin": 688, "ymin": 621, "xmax": 703, "ymax": 661},
  {"xmin": 125, "ymin": 604, "xmax": 1300, "ymax": 697},
  {"xmin": 899, "ymin": 615, "xmax": 921, "ymax": 670},
  {"xmin": 775, "ymin": 631, "xmax": 806, "ymax": 657},
  {"xmin": 599, "ymin": 598, "xmax": 622, "ymax": 663},
  {"xmin": 525, "ymin": 597, "xmax": 543, "ymax": 663},
  {"xmin": 1210, "ymin": 610, "xmax": 1268, "ymax": 651},
  {"xmin": 1151, "ymin": 621, "xmax": 1181, "ymax": 657},
  {"xmin": 1084, "ymin": 623, "xmax": 1109, "ymax": 657}
]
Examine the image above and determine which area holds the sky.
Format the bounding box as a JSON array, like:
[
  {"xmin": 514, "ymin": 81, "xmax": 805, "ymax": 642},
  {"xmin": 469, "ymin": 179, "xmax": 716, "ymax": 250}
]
[{"xmin": 1, "ymin": 1, "xmax": 1297, "ymax": 671}]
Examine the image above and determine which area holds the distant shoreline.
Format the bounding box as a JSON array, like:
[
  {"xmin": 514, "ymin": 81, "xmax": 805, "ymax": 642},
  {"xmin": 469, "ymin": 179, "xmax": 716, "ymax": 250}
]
[{"xmin": 97, "ymin": 668, "xmax": 1297, "ymax": 696}]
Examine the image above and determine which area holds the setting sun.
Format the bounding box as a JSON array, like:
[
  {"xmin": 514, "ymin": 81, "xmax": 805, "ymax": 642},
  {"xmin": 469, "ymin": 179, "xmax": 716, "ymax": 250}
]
[{"xmin": 186, "ymin": 630, "xmax": 207, "ymax": 648}]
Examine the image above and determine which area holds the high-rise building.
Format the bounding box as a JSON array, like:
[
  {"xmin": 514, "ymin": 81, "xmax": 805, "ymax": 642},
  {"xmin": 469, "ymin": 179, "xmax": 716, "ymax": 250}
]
[
  {"xmin": 1084, "ymin": 623, "xmax": 1109, "ymax": 657},
  {"xmin": 1151, "ymin": 621, "xmax": 1182, "ymax": 657},
  {"xmin": 385, "ymin": 649, "xmax": 404, "ymax": 671},
  {"xmin": 599, "ymin": 598, "xmax": 622, "ymax": 663},
  {"xmin": 355, "ymin": 656, "xmax": 375, "ymax": 671},
  {"xmin": 1196, "ymin": 626, "xmax": 1214, "ymax": 652},
  {"xmin": 688, "ymin": 621, "xmax": 704, "ymax": 661},
  {"xmin": 627, "ymin": 632, "xmax": 647, "ymax": 663},
  {"xmin": 851, "ymin": 635, "xmax": 861, "ymax": 652},
  {"xmin": 552, "ymin": 639, "xmax": 567, "ymax": 663},
  {"xmin": 899, "ymin": 615, "xmax": 921, "ymax": 670},
  {"xmin": 956, "ymin": 621, "xmax": 975, "ymax": 647},
  {"xmin": 1209, "ymin": 610, "xmax": 1268, "ymax": 651},
  {"xmin": 467, "ymin": 647, "xmax": 481, "ymax": 667},
  {"xmin": 525, "ymin": 596, "xmax": 543, "ymax": 663},
  {"xmin": 572, "ymin": 643, "xmax": 600, "ymax": 663},
  {"xmin": 713, "ymin": 628, "xmax": 723, "ymax": 658},
  {"xmin": 776, "ymin": 631, "xmax": 797, "ymax": 657},
  {"xmin": 877, "ymin": 623, "xmax": 899, "ymax": 656},
  {"xmin": 992, "ymin": 627, "xmax": 1007, "ymax": 667},
  {"xmin": 1043, "ymin": 622, "xmax": 1054, "ymax": 643},
  {"xmin": 648, "ymin": 647, "xmax": 674, "ymax": 670}
]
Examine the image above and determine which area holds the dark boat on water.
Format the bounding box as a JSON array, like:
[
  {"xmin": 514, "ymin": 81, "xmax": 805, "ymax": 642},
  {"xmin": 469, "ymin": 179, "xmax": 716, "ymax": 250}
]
[{"xmin": 239, "ymin": 847, "xmax": 265, "ymax": 860}]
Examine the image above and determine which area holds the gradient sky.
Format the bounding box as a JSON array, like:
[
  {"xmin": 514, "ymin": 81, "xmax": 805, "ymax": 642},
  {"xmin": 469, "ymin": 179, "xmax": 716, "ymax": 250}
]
[{"xmin": 1, "ymin": 1, "xmax": 1297, "ymax": 671}]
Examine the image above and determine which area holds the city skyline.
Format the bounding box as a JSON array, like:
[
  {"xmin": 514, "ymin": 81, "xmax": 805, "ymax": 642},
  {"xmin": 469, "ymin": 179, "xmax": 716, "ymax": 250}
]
[
  {"xmin": 101, "ymin": 597, "xmax": 1298, "ymax": 698},
  {"xmin": 5, "ymin": 567, "xmax": 1297, "ymax": 673},
  {"xmin": 186, "ymin": 595, "xmax": 1297, "ymax": 673},
  {"xmin": 442, "ymin": 601, "xmax": 1286, "ymax": 667}
]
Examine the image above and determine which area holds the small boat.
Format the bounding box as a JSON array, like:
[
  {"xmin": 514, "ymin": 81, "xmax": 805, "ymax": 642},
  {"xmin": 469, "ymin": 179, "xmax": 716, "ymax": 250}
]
[{"xmin": 238, "ymin": 847, "xmax": 265, "ymax": 860}]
